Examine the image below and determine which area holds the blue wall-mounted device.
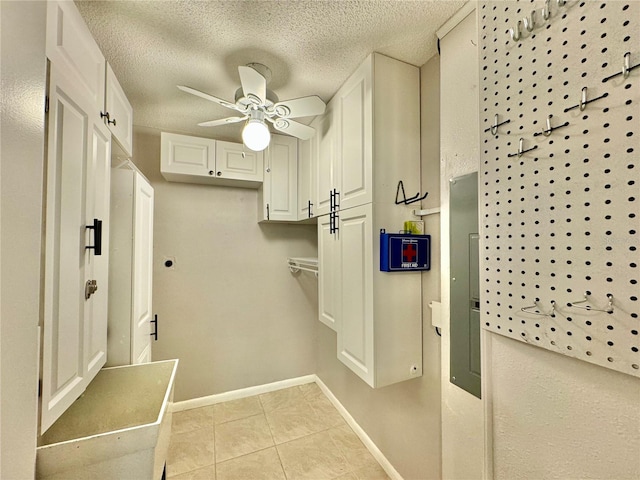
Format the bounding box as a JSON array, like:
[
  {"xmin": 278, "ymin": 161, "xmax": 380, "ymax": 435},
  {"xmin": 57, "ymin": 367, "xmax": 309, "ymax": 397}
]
[{"xmin": 380, "ymin": 229, "xmax": 431, "ymax": 272}]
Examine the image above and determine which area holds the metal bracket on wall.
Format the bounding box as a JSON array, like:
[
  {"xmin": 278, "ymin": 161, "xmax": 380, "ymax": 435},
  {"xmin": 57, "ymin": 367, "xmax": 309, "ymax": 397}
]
[{"xmin": 413, "ymin": 207, "xmax": 441, "ymax": 217}]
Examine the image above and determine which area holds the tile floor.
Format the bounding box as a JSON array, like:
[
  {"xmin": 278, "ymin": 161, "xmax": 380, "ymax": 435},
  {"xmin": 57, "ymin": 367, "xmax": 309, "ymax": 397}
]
[{"xmin": 166, "ymin": 383, "xmax": 390, "ymax": 480}]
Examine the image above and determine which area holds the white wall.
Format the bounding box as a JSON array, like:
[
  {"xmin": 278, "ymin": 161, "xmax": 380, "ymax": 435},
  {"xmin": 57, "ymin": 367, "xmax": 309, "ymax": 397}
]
[
  {"xmin": 131, "ymin": 128, "xmax": 318, "ymax": 401},
  {"xmin": 0, "ymin": 1, "xmax": 47, "ymax": 477},
  {"xmin": 438, "ymin": 7, "xmax": 485, "ymax": 480},
  {"xmin": 488, "ymin": 334, "xmax": 640, "ymax": 479},
  {"xmin": 315, "ymin": 54, "xmax": 443, "ymax": 480}
]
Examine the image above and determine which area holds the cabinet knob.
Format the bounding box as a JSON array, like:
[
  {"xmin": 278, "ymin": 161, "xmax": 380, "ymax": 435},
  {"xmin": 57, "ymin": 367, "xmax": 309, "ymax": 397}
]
[
  {"xmin": 108, "ymin": 117, "xmax": 116, "ymax": 126},
  {"xmin": 209, "ymin": 170, "xmax": 214, "ymax": 176},
  {"xmin": 216, "ymin": 171, "xmax": 222, "ymax": 177}
]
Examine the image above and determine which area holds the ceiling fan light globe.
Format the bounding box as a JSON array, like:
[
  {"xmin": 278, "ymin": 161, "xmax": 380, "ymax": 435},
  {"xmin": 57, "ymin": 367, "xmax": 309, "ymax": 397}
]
[{"xmin": 242, "ymin": 119, "xmax": 271, "ymax": 151}]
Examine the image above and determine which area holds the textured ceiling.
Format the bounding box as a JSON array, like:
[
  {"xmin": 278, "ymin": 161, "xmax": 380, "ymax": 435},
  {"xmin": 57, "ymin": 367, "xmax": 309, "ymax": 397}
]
[{"xmin": 76, "ymin": 0, "xmax": 466, "ymax": 143}]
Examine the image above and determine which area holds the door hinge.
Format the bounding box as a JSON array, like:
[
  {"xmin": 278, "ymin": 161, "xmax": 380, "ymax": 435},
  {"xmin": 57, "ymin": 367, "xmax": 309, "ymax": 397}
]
[{"xmin": 44, "ymin": 96, "xmax": 49, "ymax": 114}]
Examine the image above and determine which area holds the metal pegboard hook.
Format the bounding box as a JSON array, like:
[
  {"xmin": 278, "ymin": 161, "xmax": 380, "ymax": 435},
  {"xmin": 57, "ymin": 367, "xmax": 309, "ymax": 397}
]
[
  {"xmin": 542, "ymin": 0, "xmax": 551, "ymax": 20},
  {"xmin": 521, "ymin": 300, "xmax": 556, "ymax": 317},
  {"xmin": 484, "ymin": 114, "xmax": 511, "ymax": 136},
  {"xmin": 564, "ymin": 86, "xmax": 609, "ymax": 113},
  {"xmin": 567, "ymin": 293, "xmax": 614, "ymax": 314},
  {"xmin": 602, "ymin": 52, "xmax": 640, "ymax": 83},
  {"xmin": 523, "ymin": 10, "xmax": 536, "ymax": 32},
  {"xmin": 509, "ymin": 20, "xmax": 522, "ymax": 42},
  {"xmin": 534, "ymin": 114, "xmax": 570, "ymax": 137},
  {"xmin": 508, "ymin": 137, "xmax": 538, "ymax": 158}
]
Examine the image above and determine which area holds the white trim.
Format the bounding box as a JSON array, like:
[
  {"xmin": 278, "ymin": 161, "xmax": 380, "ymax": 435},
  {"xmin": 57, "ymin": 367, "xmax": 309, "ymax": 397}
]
[
  {"xmin": 315, "ymin": 377, "xmax": 404, "ymax": 480},
  {"xmin": 481, "ymin": 330, "xmax": 494, "ymax": 480},
  {"xmin": 436, "ymin": 1, "xmax": 476, "ymax": 40},
  {"xmin": 171, "ymin": 375, "xmax": 316, "ymax": 412}
]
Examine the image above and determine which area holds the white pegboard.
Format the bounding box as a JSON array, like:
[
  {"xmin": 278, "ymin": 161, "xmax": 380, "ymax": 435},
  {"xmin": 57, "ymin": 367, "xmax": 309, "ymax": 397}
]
[{"xmin": 479, "ymin": 0, "xmax": 639, "ymax": 377}]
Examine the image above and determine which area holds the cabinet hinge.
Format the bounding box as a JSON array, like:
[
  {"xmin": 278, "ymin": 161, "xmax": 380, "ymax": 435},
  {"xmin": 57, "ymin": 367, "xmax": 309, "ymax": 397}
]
[
  {"xmin": 44, "ymin": 96, "xmax": 49, "ymax": 114},
  {"xmin": 38, "ymin": 379, "xmax": 42, "ymax": 398}
]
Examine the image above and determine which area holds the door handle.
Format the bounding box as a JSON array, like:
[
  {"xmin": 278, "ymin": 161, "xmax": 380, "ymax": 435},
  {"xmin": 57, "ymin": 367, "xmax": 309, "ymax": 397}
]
[
  {"xmin": 150, "ymin": 314, "xmax": 158, "ymax": 341},
  {"xmin": 85, "ymin": 218, "xmax": 102, "ymax": 255}
]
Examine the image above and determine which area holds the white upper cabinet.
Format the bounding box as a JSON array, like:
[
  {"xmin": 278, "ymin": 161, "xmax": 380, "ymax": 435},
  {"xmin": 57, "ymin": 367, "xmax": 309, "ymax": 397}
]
[
  {"xmin": 161, "ymin": 132, "xmax": 263, "ymax": 188},
  {"xmin": 46, "ymin": 0, "xmax": 105, "ymax": 112},
  {"xmin": 105, "ymin": 64, "xmax": 133, "ymax": 157},
  {"xmin": 161, "ymin": 132, "xmax": 215, "ymax": 179},
  {"xmin": 216, "ymin": 140, "xmax": 264, "ymax": 183},
  {"xmin": 259, "ymin": 134, "xmax": 298, "ymax": 222},
  {"xmin": 314, "ymin": 55, "xmax": 373, "ymax": 217}
]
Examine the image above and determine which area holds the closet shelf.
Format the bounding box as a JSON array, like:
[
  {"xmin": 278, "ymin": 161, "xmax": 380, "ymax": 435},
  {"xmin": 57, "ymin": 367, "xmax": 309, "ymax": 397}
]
[{"xmin": 287, "ymin": 257, "xmax": 318, "ymax": 277}]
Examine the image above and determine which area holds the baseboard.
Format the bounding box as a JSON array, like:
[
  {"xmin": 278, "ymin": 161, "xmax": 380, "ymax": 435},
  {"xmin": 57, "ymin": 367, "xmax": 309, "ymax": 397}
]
[
  {"xmin": 171, "ymin": 374, "xmax": 402, "ymax": 480},
  {"xmin": 315, "ymin": 377, "xmax": 404, "ymax": 480},
  {"xmin": 171, "ymin": 374, "xmax": 316, "ymax": 412}
]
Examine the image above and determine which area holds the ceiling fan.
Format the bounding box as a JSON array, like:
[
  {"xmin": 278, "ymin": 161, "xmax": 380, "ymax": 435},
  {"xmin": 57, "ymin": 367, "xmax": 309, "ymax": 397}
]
[{"xmin": 178, "ymin": 63, "xmax": 326, "ymax": 151}]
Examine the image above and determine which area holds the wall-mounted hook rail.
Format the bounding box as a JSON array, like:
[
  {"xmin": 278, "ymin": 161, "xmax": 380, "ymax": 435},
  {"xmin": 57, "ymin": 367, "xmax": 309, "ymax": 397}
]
[
  {"xmin": 508, "ymin": 137, "xmax": 538, "ymax": 158},
  {"xmin": 533, "ymin": 115, "xmax": 570, "ymax": 137},
  {"xmin": 395, "ymin": 180, "xmax": 428, "ymax": 205},
  {"xmin": 521, "ymin": 300, "xmax": 556, "ymax": 317},
  {"xmin": 567, "ymin": 293, "xmax": 614, "ymax": 314},
  {"xmin": 564, "ymin": 86, "xmax": 608, "ymax": 113},
  {"xmin": 602, "ymin": 52, "xmax": 640, "ymax": 83},
  {"xmin": 484, "ymin": 114, "xmax": 511, "ymax": 135}
]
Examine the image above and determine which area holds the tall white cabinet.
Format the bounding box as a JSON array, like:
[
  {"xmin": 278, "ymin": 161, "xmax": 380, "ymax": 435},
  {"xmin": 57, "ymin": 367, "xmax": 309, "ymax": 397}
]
[
  {"xmin": 317, "ymin": 53, "xmax": 423, "ymax": 388},
  {"xmin": 108, "ymin": 164, "xmax": 154, "ymax": 366},
  {"xmin": 41, "ymin": 0, "xmax": 134, "ymax": 433}
]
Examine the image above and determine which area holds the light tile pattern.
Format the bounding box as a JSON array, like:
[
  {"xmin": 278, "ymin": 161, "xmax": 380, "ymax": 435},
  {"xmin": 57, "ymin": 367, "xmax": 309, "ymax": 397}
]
[{"xmin": 166, "ymin": 384, "xmax": 390, "ymax": 480}]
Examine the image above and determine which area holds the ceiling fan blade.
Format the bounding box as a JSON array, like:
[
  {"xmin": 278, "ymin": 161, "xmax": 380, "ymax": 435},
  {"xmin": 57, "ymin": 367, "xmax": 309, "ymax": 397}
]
[
  {"xmin": 197, "ymin": 116, "xmax": 248, "ymax": 127},
  {"xmin": 177, "ymin": 85, "xmax": 239, "ymax": 111},
  {"xmin": 270, "ymin": 118, "xmax": 316, "ymax": 140},
  {"xmin": 273, "ymin": 96, "xmax": 326, "ymax": 119},
  {"xmin": 238, "ymin": 66, "xmax": 267, "ymax": 105}
]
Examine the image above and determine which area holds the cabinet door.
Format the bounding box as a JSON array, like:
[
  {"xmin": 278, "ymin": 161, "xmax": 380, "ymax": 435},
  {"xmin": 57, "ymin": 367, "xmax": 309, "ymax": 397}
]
[
  {"xmin": 337, "ymin": 57, "xmax": 372, "ymax": 210},
  {"xmin": 161, "ymin": 132, "xmax": 216, "ymax": 177},
  {"xmin": 132, "ymin": 174, "xmax": 154, "ymax": 364},
  {"xmin": 336, "ymin": 204, "xmax": 374, "ymax": 386},
  {"xmin": 41, "ymin": 66, "xmax": 109, "ymax": 432},
  {"xmin": 85, "ymin": 111, "xmax": 111, "ymax": 379},
  {"xmin": 105, "ymin": 63, "xmax": 133, "ymax": 157},
  {"xmin": 318, "ymin": 214, "xmax": 339, "ymax": 331},
  {"xmin": 262, "ymin": 135, "xmax": 298, "ymax": 221},
  {"xmin": 314, "ymin": 105, "xmax": 336, "ymax": 217},
  {"xmin": 297, "ymin": 136, "xmax": 314, "ymax": 219},
  {"xmin": 46, "ymin": 0, "xmax": 105, "ymax": 112},
  {"xmin": 216, "ymin": 140, "xmax": 264, "ymax": 182}
]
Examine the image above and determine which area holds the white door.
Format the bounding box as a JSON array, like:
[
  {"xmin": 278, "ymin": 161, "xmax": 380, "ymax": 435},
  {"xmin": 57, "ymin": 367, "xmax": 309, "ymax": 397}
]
[
  {"xmin": 84, "ymin": 111, "xmax": 111, "ymax": 378},
  {"xmin": 41, "ymin": 65, "xmax": 108, "ymax": 432},
  {"xmin": 298, "ymin": 137, "xmax": 312, "ymax": 219},
  {"xmin": 105, "ymin": 63, "xmax": 133, "ymax": 157},
  {"xmin": 161, "ymin": 132, "xmax": 216, "ymax": 176},
  {"xmin": 216, "ymin": 140, "xmax": 263, "ymax": 182},
  {"xmin": 318, "ymin": 214, "xmax": 339, "ymax": 331},
  {"xmin": 132, "ymin": 174, "xmax": 154, "ymax": 364},
  {"xmin": 314, "ymin": 106, "xmax": 336, "ymax": 217},
  {"xmin": 263, "ymin": 135, "xmax": 298, "ymax": 221},
  {"xmin": 337, "ymin": 58, "xmax": 372, "ymax": 210},
  {"xmin": 336, "ymin": 204, "xmax": 374, "ymax": 386}
]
